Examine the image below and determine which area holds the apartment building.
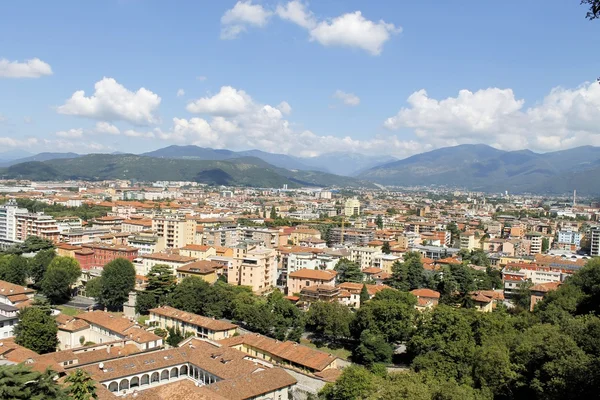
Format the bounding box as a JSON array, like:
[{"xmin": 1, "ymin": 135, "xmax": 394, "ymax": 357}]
[
  {"xmin": 524, "ymin": 232, "xmax": 543, "ymax": 255},
  {"xmin": 139, "ymin": 253, "xmax": 197, "ymax": 276},
  {"xmin": 0, "ymin": 303, "xmax": 19, "ymax": 338},
  {"xmin": 344, "ymin": 198, "xmax": 361, "ymax": 217},
  {"xmin": 127, "ymin": 232, "xmax": 166, "ymax": 256},
  {"xmin": 557, "ymin": 230, "xmax": 582, "ymax": 247},
  {"xmin": 201, "ymin": 225, "xmax": 239, "ymax": 247},
  {"xmin": 502, "ymin": 263, "xmax": 567, "ymax": 297},
  {"xmin": 73, "ymin": 243, "xmax": 138, "ymax": 270},
  {"xmin": 228, "ymin": 247, "xmax": 277, "ymax": 294},
  {"xmin": 0, "ymin": 199, "xmax": 27, "ymax": 243},
  {"xmin": 590, "ymin": 227, "xmax": 600, "ymax": 256},
  {"xmin": 459, "ymin": 231, "xmax": 478, "ymax": 251},
  {"xmin": 149, "ymin": 306, "xmax": 237, "ymax": 340},
  {"xmin": 0, "ymin": 279, "xmax": 35, "ymax": 308},
  {"xmin": 178, "ymin": 244, "xmax": 216, "ymax": 260},
  {"xmin": 289, "ymin": 227, "xmax": 321, "ymax": 245},
  {"xmin": 287, "ymin": 269, "xmax": 337, "ymax": 295},
  {"xmin": 152, "ymin": 215, "xmax": 188, "ymax": 248},
  {"xmin": 15, "ymin": 212, "xmax": 60, "ymax": 242},
  {"xmin": 176, "ymin": 260, "xmax": 220, "ymax": 283},
  {"xmin": 121, "ymin": 218, "xmax": 153, "ymax": 232},
  {"xmin": 350, "ymin": 246, "xmax": 379, "ymax": 269},
  {"xmin": 329, "ymin": 227, "xmax": 374, "ymax": 246}
]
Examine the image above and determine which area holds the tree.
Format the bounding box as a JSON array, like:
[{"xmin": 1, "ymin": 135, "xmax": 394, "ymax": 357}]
[
  {"xmin": 270, "ymin": 206, "xmax": 277, "ymax": 219},
  {"xmin": 0, "ymin": 364, "xmax": 66, "ymax": 400},
  {"xmin": 14, "ymin": 304, "xmax": 58, "ymax": 354},
  {"xmin": 320, "ymin": 365, "xmax": 377, "ymax": 400},
  {"xmin": 0, "ymin": 255, "xmax": 28, "ymax": 285},
  {"xmin": 166, "ymin": 326, "xmax": 192, "ymax": 347},
  {"xmin": 447, "ymin": 222, "xmax": 461, "ymax": 247},
  {"xmin": 388, "ymin": 252, "xmax": 424, "ymax": 291},
  {"xmin": 144, "ymin": 264, "xmax": 176, "ymax": 307},
  {"xmin": 41, "ymin": 257, "xmax": 81, "ymax": 304},
  {"xmin": 65, "ymin": 369, "xmax": 98, "ymax": 400},
  {"xmin": 135, "ymin": 291, "xmax": 158, "ymax": 315},
  {"xmin": 98, "ymin": 258, "xmax": 135, "ymax": 311},
  {"xmin": 381, "ymin": 241, "xmax": 391, "ymax": 254},
  {"xmin": 334, "ymin": 259, "xmax": 363, "ymax": 283},
  {"xmin": 353, "ymin": 330, "xmax": 393, "ymax": 366},
  {"xmin": 512, "ymin": 280, "xmax": 534, "ymax": 310},
  {"xmin": 305, "ymin": 301, "xmax": 353, "ymax": 342},
  {"xmin": 167, "ymin": 276, "xmax": 211, "ymax": 315},
  {"xmin": 582, "ymin": 0, "xmax": 600, "ymax": 20},
  {"xmin": 29, "ymin": 249, "xmax": 56, "ymax": 286},
  {"xmin": 542, "ymin": 237, "xmax": 550, "ymax": 253},
  {"xmin": 375, "ymin": 215, "xmax": 383, "ymax": 229},
  {"xmin": 360, "ymin": 284, "xmax": 370, "ymax": 305},
  {"xmin": 85, "ymin": 278, "xmax": 102, "ymax": 299}
]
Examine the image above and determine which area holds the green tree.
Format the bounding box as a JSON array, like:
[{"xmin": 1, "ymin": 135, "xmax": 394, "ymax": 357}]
[
  {"xmin": 41, "ymin": 257, "xmax": 81, "ymax": 304},
  {"xmin": 375, "ymin": 215, "xmax": 383, "ymax": 229},
  {"xmin": 0, "ymin": 255, "xmax": 29, "ymax": 285},
  {"xmin": 145, "ymin": 264, "xmax": 177, "ymax": 304},
  {"xmin": 135, "ymin": 290, "xmax": 158, "ymax": 315},
  {"xmin": 65, "ymin": 369, "xmax": 98, "ymax": 400},
  {"xmin": 305, "ymin": 301, "xmax": 353, "ymax": 342},
  {"xmin": 388, "ymin": 252, "xmax": 424, "ymax": 291},
  {"xmin": 582, "ymin": 0, "xmax": 600, "ymax": 20},
  {"xmin": 360, "ymin": 284, "xmax": 370, "ymax": 305},
  {"xmin": 167, "ymin": 276, "xmax": 211, "ymax": 315},
  {"xmin": 334, "ymin": 259, "xmax": 363, "ymax": 283},
  {"xmin": 270, "ymin": 206, "xmax": 277, "ymax": 219},
  {"xmin": 0, "ymin": 364, "xmax": 66, "ymax": 400},
  {"xmin": 98, "ymin": 258, "xmax": 136, "ymax": 311},
  {"xmin": 353, "ymin": 330, "xmax": 393, "ymax": 366},
  {"xmin": 381, "ymin": 241, "xmax": 391, "ymax": 254},
  {"xmin": 28, "ymin": 248, "xmax": 56, "ymax": 286},
  {"xmin": 14, "ymin": 305, "xmax": 58, "ymax": 354},
  {"xmin": 85, "ymin": 278, "xmax": 102, "ymax": 299},
  {"xmin": 447, "ymin": 222, "xmax": 461, "ymax": 247},
  {"xmin": 542, "ymin": 237, "xmax": 550, "ymax": 253},
  {"xmin": 567, "ymin": 257, "xmax": 600, "ymax": 315},
  {"xmin": 319, "ymin": 365, "xmax": 377, "ymax": 400},
  {"xmin": 512, "ymin": 280, "xmax": 534, "ymax": 310},
  {"xmin": 166, "ymin": 326, "xmax": 192, "ymax": 347}
]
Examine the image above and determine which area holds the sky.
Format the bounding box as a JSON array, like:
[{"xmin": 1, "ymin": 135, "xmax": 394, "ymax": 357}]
[{"xmin": 0, "ymin": 0, "xmax": 599, "ymax": 159}]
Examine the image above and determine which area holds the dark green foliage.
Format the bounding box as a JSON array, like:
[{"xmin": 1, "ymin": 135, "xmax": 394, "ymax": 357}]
[
  {"xmin": 40, "ymin": 256, "xmax": 81, "ymax": 304},
  {"xmin": 375, "ymin": 215, "xmax": 383, "ymax": 229},
  {"xmin": 319, "ymin": 365, "xmax": 376, "ymax": 400},
  {"xmin": 65, "ymin": 369, "xmax": 98, "ymax": 400},
  {"xmin": 167, "ymin": 276, "xmax": 211, "ymax": 315},
  {"xmin": 447, "ymin": 222, "xmax": 461, "ymax": 246},
  {"xmin": 14, "ymin": 304, "xmax": 58, "ymax": 354},
  {"xmin": 353, "ymin": 330, "xmax": 393, "ymax": 366},
  {"xmin": 359, "ymin": 284, "xmax": 370, "ymax": 305},
  {"xmin": 135, "ymin": 291, "xmax": 158, "ymax": 315},
  {"xmin": 388, "ymin": 252, "xmax": 424, "ymax": 291},
  {"xmin": 0, "ymin": 255, "xmax": 29, "ymax": 285},
  {"xmin": 136, "ymin": 264, "xmax": 177, "ymax": 314},
  {"xmin": 85, "ymin": 278, "xmax": 102, "ymax": 299},
  {"xmin": 97, "ymin": 258, "xmax": 136, "ymax": 311},
  {"xmin": 28, "ymin": 249, "xmax": 56, "ymax": 286},
  {"xmin": 582, "ymin": 0, "xmax": 600, "ymax": 20},
  {"xmin": 166, "ymin": 326, "xmax": 192, "ymax": 347},
  {"xmin": 305, "ymin": 301, "xmax": 353, "ymax": 341},
  {"xmin": 381, "ymin": 241, "xmax": 391, "ymax": 254},
  {"xmin": 0, "ymin": 364, "xmax": 66, "ymax": 400},
  {"xmin": 334, "ymin": 258, "xmax": 363, "ymax": 283},
  {"xmin": 11, "ymin": 198, "xmax": 110, "ymax": 221}
]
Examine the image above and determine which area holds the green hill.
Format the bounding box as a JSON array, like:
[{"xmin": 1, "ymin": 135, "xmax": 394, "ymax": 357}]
[{"xmin": 0, "ymin": 154, "xmax": 373, "ymax": 188}]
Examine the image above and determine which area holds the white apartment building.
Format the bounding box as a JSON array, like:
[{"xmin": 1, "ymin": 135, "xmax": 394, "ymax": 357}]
[
  {"xmin": 350, "ymin": 247, "xmax": 379, "ymax": 269},
  {"xmin": 525, "ymin": 232, "xmax": 543, "ymax": 255},
  {"xmin": 557, "ymin": 230, "xmax": 582, "ymax": 246},
  {"xmin": 591, "ymin": 227, "xmax": 600, "ymax": 256},
  {"xmin": 0, "ymin": 200, "xmax": 28, "ymax": 242},
  {"xmin": 0, "ymin": 303, "xmax": 19, "ymax": 338}
]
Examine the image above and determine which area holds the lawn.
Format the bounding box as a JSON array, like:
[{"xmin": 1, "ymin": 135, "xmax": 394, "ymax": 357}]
[
  {"xmin": 56, "ymin": 306, "xmax": 82, "ymax": 316},
  {"xmin": 300, "ymin": 338, "xmax": 352, "ymax": 360},
  {"xmin": 137, "ymin": 315, "xmax": 149, "ymax": 325}
]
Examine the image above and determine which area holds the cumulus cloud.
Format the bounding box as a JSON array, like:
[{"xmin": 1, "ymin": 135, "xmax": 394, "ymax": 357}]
[
  {"xmin": 221, "ymin": 1, "xmax": 272, "ymax": 39},
  {"xmin": 333, "ymin": 90, "xmax": 360, "ymax": 106},
  {"xmin": 124, "ymin": 129, "xmax": 155, "ymax": 138},
  {"xmin": 57, "ymin": 77, "xmax": 161, "ymax": 125},
  {"xmin": 160, "ymin": 85, "xmax": 423, "ymax": 158},
  {"xmin": 0, "ymin": 58, "xmax": 53, "ymax": 78},
  {"xmin": 56, "ymin": 128, "xmax": 84, "ymax": 138},
  {"xmin": 95, "ymin": 122, "xmax": 120, "ymax": 135},
  {"xmin": 176, "ymin": 89, "xmax": 185, "ymax": 97},
  {"xmin": 276, "ymin": 0, "xmax": 316, "ymax": 29},
  {"xmin": 384, "ymin": 82, "xmax": 600, "ymax": 152},
  {"xmin": 0, "ymin": 137, "xmax": 38, "ymax": 148},
  {"xmin": 186, "ymin": 86, "xmax": 253, "ymax": 116}
]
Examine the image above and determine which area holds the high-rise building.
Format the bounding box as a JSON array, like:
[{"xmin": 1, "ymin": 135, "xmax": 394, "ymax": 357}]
[
  {"xmin": 0, "ymin": 200, "xmax": 28, "ymax": 242},
  {"xmin": 591, "ymin": 227, "xmax": 600, "ymax": 256},
  {"xmin": 344, "ymin": 198, "xmax": 361, "ymax": 217},
  {"xmin": 228, "ymin": 245, "xmax": 277, "ymax": 294},
  {"xmin": 152, "ymin": 214, "xmax": 195, "ymax": 248},
  {"xmin": 14, "ymin": 212, "xmax": 60, "ymax": 242}
]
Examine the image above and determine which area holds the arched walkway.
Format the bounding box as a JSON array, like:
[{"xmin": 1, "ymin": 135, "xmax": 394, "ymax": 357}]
[
  {"xmin": 151, "ymin": 372, "xmax": 159, "ymax": 383},
  {"xmin": 160, "ymin": 370, "xmax": 169, "ymax": 381},
  {"xmin": 108, "ymin": 382, "xmax": 118, "ymax": 392},
  {"xmin": 180, "ymin": 365, "xmax": 188, "ymax": 376},
  {"xmin": 141, "ymin": 374, "xmax": 150, "ymax": 386},
  {"xmin": 170, "ymin": 367, "xmax": 178, "ymax": 378},
  {"xmin": 119, "ymin": 379, "xmax": 129, "ymax": 391},
  {"xmin": 130, "ymin": 376, "xmax": 139, "ymax": 389}
]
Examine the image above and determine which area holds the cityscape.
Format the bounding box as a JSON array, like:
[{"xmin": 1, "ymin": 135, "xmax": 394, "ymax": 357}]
[{"xmin": 1, "ymin": 1, "xmax": 600, "ymax": 400}]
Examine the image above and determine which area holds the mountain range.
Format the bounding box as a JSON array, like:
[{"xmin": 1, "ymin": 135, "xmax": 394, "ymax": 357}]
[
  {"xmin": 358, "ymin": 144, "xmax": 600, "ymax": 195},
  {"xmin": 2, "ymin": 144, "xmax": 600, "ymax": 194}
]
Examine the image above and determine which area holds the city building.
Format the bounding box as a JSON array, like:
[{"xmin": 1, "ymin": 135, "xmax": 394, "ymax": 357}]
[
  {"xmin": 0, "ymin": 279, "xmax": 35, "ymax": 308},
  {"xmin": 0, "ymin": 199, "xmax": 27, "ymax": 243},
  {"xmin": 228, "ymin": 247, "xmax": 277, "ymax": 294},
  {"xmin": 176, "ymin": 260, "xmax": 220, "ymax": 283},
  {"xmin": 15, "ymin": 212, "xmax": 60, "ymax": 242},
  {"xmin": 0, "ymin": 303, "xmax": 19, "ymax": 338},
  {"xmin": 139, "ymin": 253, "xmax": 197, "ymax": 276},
  {"xmin": 591, "ymin": 227, "xmax": 600, "ymax": 256},
  {"xmin": 287, "ymin": 269, "xmax": 337, "ymax": 295},
  {"xmin": 344, "ymin": 198, "xmax": 361, "ymax": 217},
  {"xmin": 73, "ymin": 243, "xmax": 138, "ymax": 270},
  {"xmin": 149, "ymin": 306, "xmax": 238, "ymax": 341}
]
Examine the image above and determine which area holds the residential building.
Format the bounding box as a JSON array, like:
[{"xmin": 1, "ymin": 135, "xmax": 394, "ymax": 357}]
[
  {"xmin": 0, "ymin": 279, "xmax": 35, "ymax": 308},
  {"xmin": 152, "ymin": 215, "xmax": 188, "ymax": 248},
  {"xmin": 344, "ymin": 198, "xmax": 361, "ymax": 217},
  {"xmin": 139, "ymin": 253, "xmax": 197, "ymax": 276},
  {"xmin": 299, "ymin": 285, "xmax": 340, "ymax": 304},
  {"xmin": 127, "ymin": 232, "xmax": 166, "ymax": 256},
  {"xmin": 336, "ymin": 282, "xmax": 389, "ymax": 308},
  {"xmin": 219, "ymin": 332, "xmax": 338, "ymax": 373},
  {"xmin": 557, "ymin": 230, "xmax": 582, "ymax": 247},
  {"xmin": 149, "ymin": 306, "xmax": 237, "ymax": 341},
  {"xmin": 350, "ymin": 246, "xmax": 379, "ymax": 269},
  {"xmin": 121, "ymin": 218, "xmax": 153, "ymax": 232},
  {"xmin": 0, "ymin": 200, "xmax": 28, "ymax": 243},
  {"xmin": 15, "ymin": 212, "xmax": 60, "ymax": 242},
  {"xmin": 176, "ymin": 260, "xmax": 220, "ymax": 283},
  {"xmin": 228, "ymin": 247, "xmax": 277, "ymax": 294},
  {"xmin": 0, "ymin": 303, "xmax": 19, "ymax": 338},
  {"xmin": 329, "ymin": 227, "xmax": 374, "ymax": 246},
  {"xmin": 529, "ymin": 281, "xmax": 561, "ymax": 311},
  {"xmin": 410, "ymin": 288, "xmax": 440, "ymax": 311},
  {"xmin": 73, "ymin": 243, "xmax": 138, "ymax": 270},
  {"xmin": 287, "ymin": 269, "xmax": 336, "ymax": 295},
  {"xmin": 177, "ymin": 244, "xmax": 217, "ymax": 260},
  {"xmin": 289, "ymin": 227, "xmax": 321, "ymax": 245},
  {"xmin": 525, "ymin": 232, "xmax": 543, "ymax": 255},
  {"xmin": 459, "ymin": 231, "xmax": 478, "ymax": 251},
  {"xmin": 591, "ymin": 227, "xmax": 600, "ymax": 256}
]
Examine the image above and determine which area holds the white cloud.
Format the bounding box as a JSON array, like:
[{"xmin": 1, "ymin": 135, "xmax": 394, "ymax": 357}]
[
  {"xmin": 276, "ymin": 0, "xmax": 316, "ymax": 29},
  {"xmin": 124, "ymin": 129, "xmax": 155, "ymax": 138},
  {"xmin": 160, "ymin": 85, "xmax": 424, "ymax": 158},
  {"xmin": 42, "ymin": 138, "xmax": 113, "ymax": 152},
  {"xmin": 95, "ymin": 122, "xmax": 120, "ymax": 135},
  {"xmin": 57, "ymin": 77, "xmax": 161, "ymax": 125},
  {"xmin": 309, "ymin": 11, "xmax": 401, "ymax": 55},
  {"xmin": 333, "ymin": 90, "xmax": 360, "ymax": 106},
  {"xmin": 384, "ymin": 82, "xmax": 600, "ymax": 152},
  {"xmin": 221, "ymin": 1, "xmax": 272, "ymax": 39},
  {"xmin": 0, "ymin": 137, "xmax": 38, "ymax": 148},
  {"xmin": 176, "ymin": 89, "xmax": 185, "ymax": 97},
  {"xmin": 56, "ymin": 128, "xmax": 84, "ymax": 139},
  {"xmin": 277, "ymin": 101, "xmax": 292, "ymax": 115},
  {"xmin": 186, "ymin": 86, "xmax": 253, "ymax": 116},
  {"xmin": 0, "ymin": 58, "xmax": 53, "ymax": 78}
]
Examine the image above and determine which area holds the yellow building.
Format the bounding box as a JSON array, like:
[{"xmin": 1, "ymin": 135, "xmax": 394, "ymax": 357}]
[
  {"xmin": 176, "ymin": 260, "xmax": 219, "ymax": 284},
  {"xmin": 178, "ymin": 244, "xmax": 217, "ymax": 260},
  {"xmin": 149, "ymin": 306, "xmax": 237, "ymax": 341},
  {"xmin": 344, "ymin": 198, "xmax": 361, "ymax": 217}
]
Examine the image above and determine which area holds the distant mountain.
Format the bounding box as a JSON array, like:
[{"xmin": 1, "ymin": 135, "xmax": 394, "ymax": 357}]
[
  {"xmin": 0, "ymin": 150, "xmax": 33, "ymax": 162},
  {"xmin": 0, "ymin": 154, "xmax": 373, "ymax": 188},
  {"xmin": 300, "ymin": 152, "xmax": 398, "ymax": 176},
  {"xmin": 0, "ymin": 152, "xmax": 80, "ymax": 167},
  {"xmin": 358, "ymin": 144, "xmax": 600, "ymax": 194}
]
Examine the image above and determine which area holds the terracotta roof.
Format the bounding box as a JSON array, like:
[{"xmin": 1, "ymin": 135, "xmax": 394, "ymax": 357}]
[
  {"xmin": 362, "ymin": 267, "xmax": 383, "ymax": 274},
  {"xmin": 0, "ymin": 280, "xmax": 35, "ymax": 297},
  {"xmin": 337, "ymin": 282, "xmax": 390, "ymax": 296},
  {"xmin": 206, "ymin": 366, "xmax": 297, "ymax": 400},
  {"xmin": 142, "ymin": 253, "xmax": 197, "ymax": 263},
  {"xmin": 219, "ymin": 333, "xmax": 336, "ymax": 372},
  {"xmin": 177, "ymin": 261, "xmax": 220, "ymax": 275},
  {"xmin": 179, "ymin": 244, "xmax": 213, "ymax": 252},
  {"xmin": 122, "ymin": 380, "xmax": 227, "ymax": 400},
  {"xmin": 150, "ymin": 306, "xmax": 237, "ymax": 331},
  {"xmin": 288, "ymin": 268, "xmax": 336, "ymax": 281},
  {"xmin": 530, "ymin": 281, "xmax": 561, "ymax": 293},
  {"xmin": 410, "ymin": 288, "xmax": 441, "ymax": 299}
]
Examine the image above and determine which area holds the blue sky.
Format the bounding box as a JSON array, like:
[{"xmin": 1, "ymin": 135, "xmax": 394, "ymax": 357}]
[{"xmin": 0, "ymin": 0, "xmax": 599, "ymax": 158}]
